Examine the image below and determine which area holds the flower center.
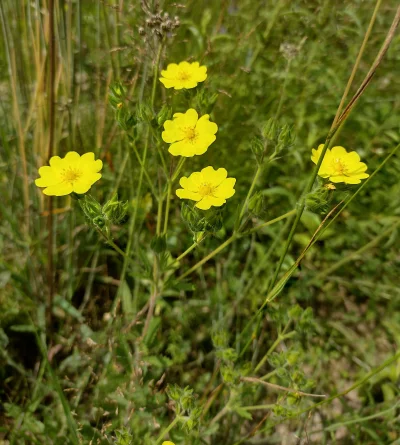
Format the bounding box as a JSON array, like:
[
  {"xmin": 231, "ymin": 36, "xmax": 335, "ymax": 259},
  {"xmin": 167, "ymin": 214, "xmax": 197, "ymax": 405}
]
[
  {"xmin": 184, "ymin": 127, "xmax": 198, "ymax": 143},
  {"xmin": 331, "ymin": 158, "xmax": 349, "ymax": 175},
  {"xmin": 62, "ymin": 167, "xmax": 82, "ymax": 184},
  {"xmin": 177, "ymin": 70, "xmax": 191, "ymax": 81},
  {"xmin": 198, "ymin": 183, "xmax": 215, "ymax": 198}
]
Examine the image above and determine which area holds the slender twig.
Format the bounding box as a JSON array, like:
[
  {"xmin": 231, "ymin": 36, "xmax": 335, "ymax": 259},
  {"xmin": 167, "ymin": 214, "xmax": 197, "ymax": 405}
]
[
  {"xmin": 46, "ymin": 0, "xmax": 56, "ymax": 329},
  {"xmin": 332, "ymin": 0, "xmax": 383, "ymax": 128},
  {"xmin": 241, "ymin": 376, "xmax": 326, "ymax": 398},
  {"xmin": 154, "ymin": 416, "xmax": 181, "ymax": 445}
]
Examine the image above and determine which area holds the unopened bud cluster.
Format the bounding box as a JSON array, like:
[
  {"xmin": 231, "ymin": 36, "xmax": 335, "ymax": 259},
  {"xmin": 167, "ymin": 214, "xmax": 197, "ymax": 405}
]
[
  {"xmin": 79, "ymin": 194, "xmax": 128, "ymax": 237},
  {"xmin": 139, "ymin": 2, "xmax": 180, "ymax": 40},
  {"xmin": 181, "ymin": 202, "xmax": 223, "ymax": 235},
  {"xmin": 250, "ymin": 117, "xmax": 296, "ymax": 164}
]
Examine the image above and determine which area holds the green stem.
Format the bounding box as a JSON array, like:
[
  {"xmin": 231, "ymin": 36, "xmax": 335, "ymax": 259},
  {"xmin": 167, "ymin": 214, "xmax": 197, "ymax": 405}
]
[
  {"xmin": 254, "ymin": 321, "xmax": 293, "ymax": 373},
  {"xmin": 154, "ymin": 416, "xmax": 181, "ymax": 445},
  {"xmin": 131, "ymin": 140, "xmax": 159, "ymax": 200},
  {"xmin": 269, "ymin": 133, "xmax": 334, "ymax": 289},
  {"xmin": 174, "ymin": 233, "xmax": 206, "ymax": 264},
  {"xmin": 244, "ymin": 209, "xmax": 296, "ymax": 236},
  {"xmin": 115, "ymin": 42, "xmax": 163, "ymax": 309},
  {"xmin": 163, "ymin": 157, "xmax": 186, "ymax": 234},
  {"xmin": 177, "ymin": 209, "xmax": 295, "ymax": 281},
  {"xmin": 237, "ymin": 163, "xmax": 263, "ymax": 225},
  {"xmin": 177, "ymin": 234, "xmax": 237, "ymax": 282}
]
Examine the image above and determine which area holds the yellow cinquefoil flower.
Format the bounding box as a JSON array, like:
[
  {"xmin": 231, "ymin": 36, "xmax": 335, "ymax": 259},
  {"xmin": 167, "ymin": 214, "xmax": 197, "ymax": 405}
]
[
  {"xmin": 176, "ymin": 166, "xmax": 236, "ymax": 210},
  {"xmin": 311, "ymin": 145, "xmax": 369, "ymax": 184},
  {"xmin": 162, "ymin": 108, "xmax": 217, "ymax": 157},
  {"xmin": 35, "ymin": 151, "xmax": 103, "ymax": 196},
  {"xmin": 162, "ymin": 442, "xmax": 175, "ymax": 445},
  {"xmin": 159, "ymin": 61, "xmax": 207, "ymax": 90}
]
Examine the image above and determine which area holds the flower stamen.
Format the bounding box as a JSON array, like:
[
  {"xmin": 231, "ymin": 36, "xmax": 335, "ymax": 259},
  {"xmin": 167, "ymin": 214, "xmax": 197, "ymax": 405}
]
[
  {"xmin": 198, "ymin": 182, "xmax": 215, "ymax": 198},
  {"xmin": 184, "ymin": 127, "xmax": 198, "ymax": 143},
  {"xmin": 62, "ymin": 167, "xmax": 82, "ymax": 184},
  {"xmin": 331, "ymin": 158, "xmax": 349, "ymax": 176}
]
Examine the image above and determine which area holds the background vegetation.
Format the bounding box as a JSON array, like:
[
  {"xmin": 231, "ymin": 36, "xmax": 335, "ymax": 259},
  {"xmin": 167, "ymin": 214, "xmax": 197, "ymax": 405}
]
[{"xmin": 1, "ymin": 0, "xmax": 400, "ymax": 444}]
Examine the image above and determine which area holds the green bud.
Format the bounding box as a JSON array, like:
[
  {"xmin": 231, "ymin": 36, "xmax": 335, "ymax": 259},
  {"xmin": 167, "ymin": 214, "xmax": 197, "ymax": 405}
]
[
  {"xmin": 150, "ymin": 235, "xmax": 167, "ymax": 253},
  {"xmin": 276, "ymin": 123, "xmax": 295, "ymax": 152},
  {"xmin": 136, "ymin": 103, "xmax": 153, "ymax": 123},
  {"xmin": 248, "ymin": 191, "xmax": 264, "ymax": 216},
  {"xmin": 212, "ymin": 330, "xmax": 229, "ymax": 349},
  {"xmin": 157, "ymin": 104, "xmax": 172, "ymax": 126},
  {"xmin": 110, "ymin": 81, "xmax": 126, "ymax": 99},
  {"xmin": 79, "ymin": 195, "xmax": 102, "ymax": 219},
  {"xmin": 305, "ymin": 186, "xmax": 330, "ymax": 214},
  {"xmin": 287, "ymin": 393, "xmax": 300, "ymax": 406},
  {"xmin": 181, "ymin": 203, "xmax": 222, "ymax": 234},
  {"xmin": 166, "ymin": 383, "xmax": 181, "ymax": 402},
  {"xmin": 92, "ymin": 215, "xmax": 106, "ymax": 228},
  {"xmin": 286, "ymin": 351, "xmax": 300, "ymax": 366},
  {"xmin": 109, "ymin": 81, "xmax": 127, "ymax": 110},
  {"xmin": 250, "ymin": 136, "xmax": 265, "ymax": 164},
  {"xmin": 288, "ymin": 304, "xmax": 302, "ymax": 320},
  {"xmin": 102, "ymin": 194, "xmax": 129, "ymax": 224},
  {"xmin": 116, "ymin": 107, "xmax": 136, "ymax": 131},
  {"xmin": 221, "ymin": 365, "xmax": 236, "ymax": 384},
  {"xmin": 115, "ymin": 429, "xmax": 133, "ymax": 445},
  {"xmin": 220, "ymin": 347, "xmax": 238, "ymax": 363},
  {"xmin": 262, "ymin": 117, "xmax": 278, "ymax": 140}
]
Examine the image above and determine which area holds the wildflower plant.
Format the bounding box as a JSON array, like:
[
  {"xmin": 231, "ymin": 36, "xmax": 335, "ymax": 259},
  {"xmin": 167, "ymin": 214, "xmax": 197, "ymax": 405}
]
[{"xmin": 5, "ymin": 1, "xmax": 400, "ymax": 445}]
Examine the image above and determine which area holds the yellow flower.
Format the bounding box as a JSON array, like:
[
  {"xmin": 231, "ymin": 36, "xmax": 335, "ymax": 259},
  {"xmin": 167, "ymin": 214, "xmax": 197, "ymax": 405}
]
[
  {"xmin": 159, "ymin": 61, "xmax": 207, "ymax": 90},
  {"xmin": 162, "ymin": 108, "xmax": 217, "ymax": 157},
  {"xmin": 311, "ymin": 144, "xmax": 369, "ymax": 184},
  {"xmin": 35, "ymin": 151, "xmax": 103, "ymax": 196},
  {"xmin": 176, "ymin": 166, "xmax": 236, "ymax": 210},
  {"xmin": 162, "ymin": 442, "xmax": 175, "ymax": 445}
]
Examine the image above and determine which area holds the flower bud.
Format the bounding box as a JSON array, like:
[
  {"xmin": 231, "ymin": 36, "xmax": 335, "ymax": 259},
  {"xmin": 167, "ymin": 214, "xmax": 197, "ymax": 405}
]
[
  {"xmin": 157, "ymin": 104, "xmax": 172, "ymax": 126},
  {"xmin": 305, "ymin": 186, "xmax": 330, "ymax": 214},
  {"xmin": 103, "ymin": 194, "xmax": 129, "ymax": 224},
  {"xmin": 262, "ymin": 117, "xmax": 278, "ymax": 140},
  {"xmin": 248, "ymin": 191, "xmax": 264, "ymax": 216},
  {"xmin": 250, "ymin": 136, "xmax": 265, "ymax": 164}
]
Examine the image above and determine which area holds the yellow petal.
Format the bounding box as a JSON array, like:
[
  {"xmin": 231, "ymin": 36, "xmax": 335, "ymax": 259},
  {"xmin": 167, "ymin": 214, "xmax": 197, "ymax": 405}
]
[
  {"xmin": 64, "ymin": 151, "xmax": 80, "ymax": 164},
  {"xmin": 196, "ymin": 114, "xmax": 218, "ymax": 135},
  {"xmin": 183, "ymin": 108, "xmax": 198, "ymax": 127},
  {"xmin": 43, "ymin": 183, "xmax": 74, "ymax": 196},
  {"xmin": 201, "ymin": 166, "xmax": 227, "ymax": 186},
  {"xmin": 180, "ymin": 172, "xmax": 202, "ymax": 191},
  {"xmin": 330, "ymin": 146, "xmax": 347, "ymax": 157},
  {"xmin": 176, "ymin": 188, "xmax": 201, "ymax": 201},
  {"xmin": 159, "ymin": 78, "xmax": 178, "ymax": 88},
  {"xmin": 168, "ymin": 140, "xmax": 197, "ymax": 157},
  {"xmin": 214, "ymin": 178, "xmax": 236, "ymax": 199}
]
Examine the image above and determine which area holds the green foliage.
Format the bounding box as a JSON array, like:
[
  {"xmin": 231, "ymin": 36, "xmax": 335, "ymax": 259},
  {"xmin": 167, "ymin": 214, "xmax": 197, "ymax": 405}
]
[{"xmin": 1, "ymin": 0, "xmax": 400, "ymax": 444}]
